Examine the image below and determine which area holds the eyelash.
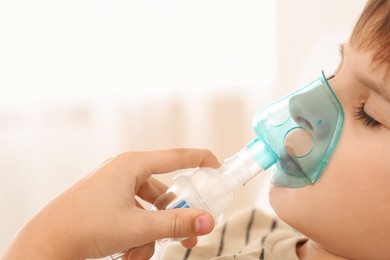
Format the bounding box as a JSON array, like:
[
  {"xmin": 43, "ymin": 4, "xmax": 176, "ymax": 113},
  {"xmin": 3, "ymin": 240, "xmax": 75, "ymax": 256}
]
[{"xmin": 355, "ymin": 105, "xmax": 381, "ymax": 128}]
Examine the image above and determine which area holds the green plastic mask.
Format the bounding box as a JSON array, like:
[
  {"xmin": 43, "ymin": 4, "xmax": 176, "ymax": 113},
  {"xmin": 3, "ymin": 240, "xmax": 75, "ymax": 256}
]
[{"xmin": 248, "ymin": 72, "xmax": 344, "ymax": 188}]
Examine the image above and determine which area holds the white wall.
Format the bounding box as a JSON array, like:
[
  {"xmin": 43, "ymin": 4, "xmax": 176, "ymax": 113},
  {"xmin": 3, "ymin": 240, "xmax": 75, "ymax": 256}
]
[
  {"xmin": 0, "ymin": 0, "xmax": 276, "ymax": 105},
  {"xmin": 276, "ymin": 0, "xmax": 367, "ymax": 94},
  {"xmin": 0, "ymin": 0, "xmax": 367, "ymax": 257}
]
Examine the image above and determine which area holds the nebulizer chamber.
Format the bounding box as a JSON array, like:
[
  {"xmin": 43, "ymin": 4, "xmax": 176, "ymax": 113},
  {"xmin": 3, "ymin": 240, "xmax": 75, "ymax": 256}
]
[{"xmin": 152, "ymin": 71, "xmax": 344, "ymax": 226}]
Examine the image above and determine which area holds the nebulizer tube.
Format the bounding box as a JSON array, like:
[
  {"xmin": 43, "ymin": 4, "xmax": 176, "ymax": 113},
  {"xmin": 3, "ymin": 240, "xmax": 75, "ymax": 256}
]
[{"xmin": 98, "ymin": 71, "xmax": 345, "ymax": 259}]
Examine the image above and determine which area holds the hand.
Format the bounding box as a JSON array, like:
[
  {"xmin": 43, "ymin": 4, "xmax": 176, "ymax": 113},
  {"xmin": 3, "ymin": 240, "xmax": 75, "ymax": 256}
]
[{"xmin": 3, "ymin": 148, "xmax": 220, "ymax": 260}]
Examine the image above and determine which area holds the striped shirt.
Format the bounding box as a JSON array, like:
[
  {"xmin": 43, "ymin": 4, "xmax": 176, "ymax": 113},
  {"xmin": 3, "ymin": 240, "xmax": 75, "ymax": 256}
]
[{"xmin": 161, "ymin": 208, "xmax": 307, "ymax": 260}]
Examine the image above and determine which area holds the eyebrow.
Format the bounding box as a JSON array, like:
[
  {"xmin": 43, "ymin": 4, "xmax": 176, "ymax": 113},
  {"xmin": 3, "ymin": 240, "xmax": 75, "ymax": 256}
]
[
  {"xmin": 356, "ymin": 75, "xmax": 390, "ymax": 103},
  {"xmin": 340, "ymin": 43, "xmax": 390, "ymax": 103}
]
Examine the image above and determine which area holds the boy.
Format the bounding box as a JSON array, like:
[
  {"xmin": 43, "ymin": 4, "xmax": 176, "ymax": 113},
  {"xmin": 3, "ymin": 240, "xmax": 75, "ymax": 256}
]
[
  {"xmin": 3, "ymin": 0, "xmax": 390, "ymax": 259},
  {"xmin": 162, "ymin": 0, "xmax": 390, "ymax": 259}
]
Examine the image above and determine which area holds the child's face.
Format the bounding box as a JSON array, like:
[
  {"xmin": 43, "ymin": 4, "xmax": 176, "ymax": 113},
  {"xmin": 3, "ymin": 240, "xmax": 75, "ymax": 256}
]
[{"xmin": 269, "ymin": 41, "xmax": 390, "ymax": 259}]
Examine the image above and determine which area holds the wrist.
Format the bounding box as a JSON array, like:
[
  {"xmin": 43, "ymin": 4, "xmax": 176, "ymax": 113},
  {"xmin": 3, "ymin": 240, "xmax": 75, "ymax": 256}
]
[{"xmin": 3, "ymin": 205, "xmax": 81, "ymax": 260}]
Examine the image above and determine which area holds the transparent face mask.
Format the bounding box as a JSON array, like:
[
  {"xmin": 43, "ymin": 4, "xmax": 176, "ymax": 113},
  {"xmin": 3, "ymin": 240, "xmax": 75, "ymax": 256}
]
[{"xmin": 251, "ymin": 71, "xmax": 344, "ymax": 187}]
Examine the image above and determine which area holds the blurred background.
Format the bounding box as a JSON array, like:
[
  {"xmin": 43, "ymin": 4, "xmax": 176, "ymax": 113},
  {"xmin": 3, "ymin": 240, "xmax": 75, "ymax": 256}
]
[{"xmin": 0, "ymin": 0, "xmax": 366, "ymax": 257}]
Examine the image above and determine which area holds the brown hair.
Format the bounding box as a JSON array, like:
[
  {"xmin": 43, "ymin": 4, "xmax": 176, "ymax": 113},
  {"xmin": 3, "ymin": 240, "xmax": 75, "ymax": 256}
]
[{"xmin": 350, "ymin": 0, "xmax": 390, "ymax": 66}]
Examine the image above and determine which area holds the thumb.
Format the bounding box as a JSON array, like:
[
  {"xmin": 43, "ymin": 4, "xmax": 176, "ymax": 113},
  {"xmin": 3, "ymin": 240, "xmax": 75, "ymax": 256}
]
[{"xmin": 140, "ymin": 209, "xmax": 215, "ymax": 242}]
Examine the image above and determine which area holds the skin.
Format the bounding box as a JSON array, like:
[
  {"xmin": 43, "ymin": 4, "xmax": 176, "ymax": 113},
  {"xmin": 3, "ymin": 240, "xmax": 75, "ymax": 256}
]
[
  {"xmin": 270, "ymin": 41, "xmax": 390, "ymax": 259},
  {"xmin": 2, "ymin": 148, "xmax": 220, "ymax": 260}
]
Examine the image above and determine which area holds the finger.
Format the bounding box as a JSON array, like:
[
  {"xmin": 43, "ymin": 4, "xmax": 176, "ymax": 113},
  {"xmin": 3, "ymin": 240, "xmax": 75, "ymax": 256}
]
[
  {"xmin": 144, "ymin": 148, "xmax": 221, "ymax": 173},
  {"xmin": 127, "ymin": 208, "xmax": 215, "ymax": 244},
  {"xmin": 127, "ymin": 243, "xmax": 155, "ymax": 260},
  {"xmin": 115, "ymin": 148, "xmax": 220, "ymax": 184},
  {"xmin": 180, "ymin": 236, "xmax": 198, "ymax": 248},
  {"xmin": 136, "ymin": 177, "xmax": 169, "ymax": 204}
]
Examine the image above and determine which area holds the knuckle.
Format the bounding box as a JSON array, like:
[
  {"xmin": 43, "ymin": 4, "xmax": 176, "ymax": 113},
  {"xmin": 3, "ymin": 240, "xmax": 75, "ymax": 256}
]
[{"xmin": 172, "ymin": 212, "xmax": 185, "ymax": 237}]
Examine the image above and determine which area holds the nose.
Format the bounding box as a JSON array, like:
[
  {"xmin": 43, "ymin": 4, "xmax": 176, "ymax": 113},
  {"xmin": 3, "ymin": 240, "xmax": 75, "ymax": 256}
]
[{"xmin": 288, "ymin": 83, "xmax": 339, "ymax": 141}]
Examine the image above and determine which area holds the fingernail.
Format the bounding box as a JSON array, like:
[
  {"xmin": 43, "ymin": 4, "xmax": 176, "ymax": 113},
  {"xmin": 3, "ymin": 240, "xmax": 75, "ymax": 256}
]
[{"xmin": 195, "ymin": 215, "xmax": 213, "ymax": 235}]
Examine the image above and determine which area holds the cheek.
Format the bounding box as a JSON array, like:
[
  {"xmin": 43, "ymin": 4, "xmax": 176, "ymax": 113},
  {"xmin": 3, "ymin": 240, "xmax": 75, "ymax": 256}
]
[
  {"xmin": 270, "ymin": 114, "xmax": 388, "ymax": 216},
  {"xmin": 268, "ymin": 125, "xmax": 354, "ymax": 226},
  {"xmin": 269, "ymin": 120, "xmax": 390, "ymax": 255}
]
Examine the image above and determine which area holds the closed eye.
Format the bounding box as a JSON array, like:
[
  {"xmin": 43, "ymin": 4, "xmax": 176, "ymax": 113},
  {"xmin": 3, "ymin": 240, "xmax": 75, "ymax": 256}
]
[{"xmin": 355, "ymin": 105, "xmax": 381, "ymax": 128}]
